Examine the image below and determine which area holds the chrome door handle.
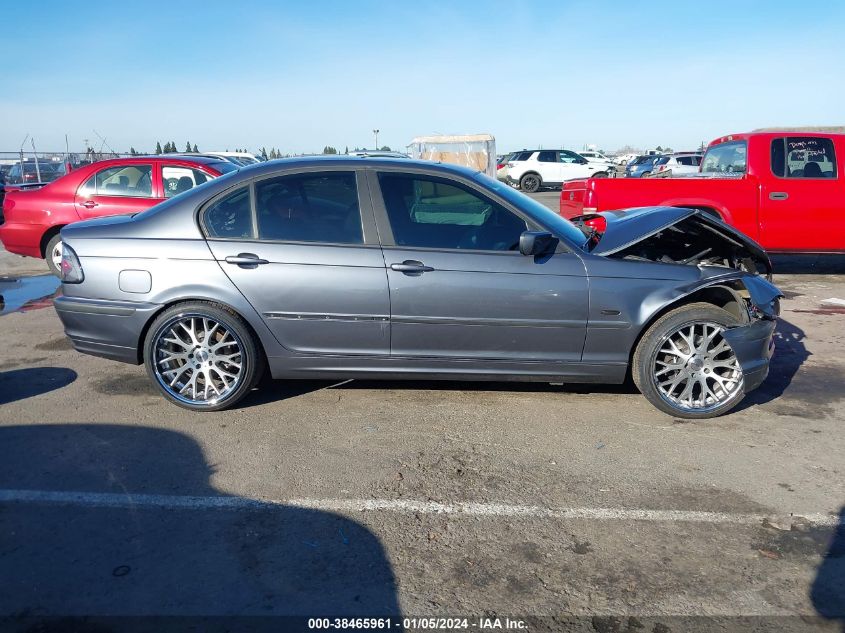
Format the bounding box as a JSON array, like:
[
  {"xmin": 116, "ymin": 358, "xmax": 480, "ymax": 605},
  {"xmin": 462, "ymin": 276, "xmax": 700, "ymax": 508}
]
[
  {"xmin": 390, "ymin": 260, "xmax": 434, "ymax": 274},
  {"xmin": 81, "ymin": 200, "xmax": 97, "ymax": 209},
  {"xmin": 769, "ymin": 192, "xmax": 789, "ymax": 200},
  {"xmin": 224, "ymin": 253, "xmax": 269, "ymax": 267}
]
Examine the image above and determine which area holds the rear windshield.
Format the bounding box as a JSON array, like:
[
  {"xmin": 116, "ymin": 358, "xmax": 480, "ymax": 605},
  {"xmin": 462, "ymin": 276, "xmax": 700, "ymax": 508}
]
[
  {"xmin": 701, "ymin": 141, "xmax": 747, "ymax": 176},
  {"xmin": 654, "ymin": 157, "xmax": 670, "ymax": 166},
  {"xmin": 632, "ymin": 156, "xmax": 653, "ymax": 165}
]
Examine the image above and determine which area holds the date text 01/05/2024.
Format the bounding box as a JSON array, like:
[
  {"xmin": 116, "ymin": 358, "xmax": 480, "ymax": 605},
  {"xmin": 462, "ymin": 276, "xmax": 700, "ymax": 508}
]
[{"xmin": 307, "ymin": 617, "xmax": 528, "ymax": 630}]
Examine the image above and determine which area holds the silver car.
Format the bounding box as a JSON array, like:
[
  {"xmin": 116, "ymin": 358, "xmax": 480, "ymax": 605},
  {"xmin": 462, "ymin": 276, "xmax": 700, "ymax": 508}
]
[{"xmin": 55, "ymin": 157, "xmax": 782, "ymax": 418}]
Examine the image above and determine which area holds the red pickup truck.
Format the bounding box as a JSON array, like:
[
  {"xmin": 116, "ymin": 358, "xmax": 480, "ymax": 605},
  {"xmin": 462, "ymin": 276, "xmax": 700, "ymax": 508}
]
[{"xmin": 560, "ymin": 131, "xmax": 844, "ymax": 252}]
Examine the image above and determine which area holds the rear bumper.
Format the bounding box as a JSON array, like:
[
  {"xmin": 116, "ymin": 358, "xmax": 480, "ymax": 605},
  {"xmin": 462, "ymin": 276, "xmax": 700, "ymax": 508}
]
[
  {"xmin": 0, "ymin": 221, "xmax": 45, "ymax": 258},
  {"xmin": 723, "ymin": 318, "xmax": 777, "ymax": 393},
  {"xmin": 54, "ymin": 295, "xmax": 162, "ymax": 365}
]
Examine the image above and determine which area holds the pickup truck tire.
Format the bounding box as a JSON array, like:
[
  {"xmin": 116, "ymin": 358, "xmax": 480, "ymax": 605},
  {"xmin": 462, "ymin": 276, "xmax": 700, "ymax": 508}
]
[
  {"xmin": 633, "ymin": 302, "xmax": 745, "ymax": 419},
  {"xmin": 519, "ymin": 173, "xmax": 541, "ymax": 193}
]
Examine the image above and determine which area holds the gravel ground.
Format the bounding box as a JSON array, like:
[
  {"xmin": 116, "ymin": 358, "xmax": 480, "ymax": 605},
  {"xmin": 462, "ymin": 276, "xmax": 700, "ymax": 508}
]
[{"xmin": 0, "ymin": 197, "xmax": 843, "ymax": 631}]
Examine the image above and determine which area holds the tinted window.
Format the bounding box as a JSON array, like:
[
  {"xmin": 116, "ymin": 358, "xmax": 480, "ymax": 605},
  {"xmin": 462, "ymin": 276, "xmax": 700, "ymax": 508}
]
[
  {"xmin": 82, "ymin": 165, "xmax": 153, "ymax": 197},
  {"xmin": 781, "ymin": 137, "xmax": 836, "ymax": 178},
  {"xmin": 511, "ymin": 151, "xmax": 533, "ymax": 162},
  {"xmin": 163, "ymin": 166, "xmax": 213, "ymax": 198},
  {"xmin": 654, "ymin": 157, "xmax": 670, "ymax": 166},
  {"xmin": 701, "ymin": 141, "xmax": 747, "ymax": 175},
  {"xmin": 537, "ymin": 151, "xmax": 557, "ymax": 163},
  {"xmin": 770, "ymin": 139, "xmax": 786, "ymax": 177},
  {"xmin": 203, "ymin": 187, "xmax": 254, "ymax": 239},
  {"xmin": 255, "ymin": 171, "xmax": 362, "ymax": 244},
  {"xmin": 378, "ymin": 173, "xmax": 527, "ymax": 251}
]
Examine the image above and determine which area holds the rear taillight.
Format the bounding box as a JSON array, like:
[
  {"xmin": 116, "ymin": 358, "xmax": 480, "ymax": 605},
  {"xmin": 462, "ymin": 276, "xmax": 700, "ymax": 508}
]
[{"xmin": 60, "ymin": 243, "xmax": 84, "ymax": 283}]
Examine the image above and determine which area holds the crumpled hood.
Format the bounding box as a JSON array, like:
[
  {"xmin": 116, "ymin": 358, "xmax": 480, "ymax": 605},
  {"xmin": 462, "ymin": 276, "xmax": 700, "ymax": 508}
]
[{"xmin": 587, "ymin": 206, "xmax": 772, "ymax": 275}]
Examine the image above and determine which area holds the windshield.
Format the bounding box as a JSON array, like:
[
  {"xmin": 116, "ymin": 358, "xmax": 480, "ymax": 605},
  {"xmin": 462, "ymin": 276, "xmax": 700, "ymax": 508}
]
[
  {"xmin": 701, "ymin": 140, "xmax": 747, "ymax": 176},
  {"xmin": 474, "ymin": 172, "xmax": 589, "ymax": 249}
]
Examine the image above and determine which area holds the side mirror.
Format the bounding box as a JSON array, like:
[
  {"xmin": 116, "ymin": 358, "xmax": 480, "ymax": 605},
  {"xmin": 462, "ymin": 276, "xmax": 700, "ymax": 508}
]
[{"xmin": 519, "ymin": 230, "xmax": 554, "ymax": 256}]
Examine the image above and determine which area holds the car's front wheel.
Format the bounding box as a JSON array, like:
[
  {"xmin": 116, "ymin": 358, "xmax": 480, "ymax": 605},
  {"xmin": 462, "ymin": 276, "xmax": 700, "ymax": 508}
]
[
  {"xmin": 519, "ymin": 173, "xmax": 541, "ymax": 193},
  {"xmin": 633, "ymin": 302, "xmax": 745, "ymax": 419},
  {"xmin": 144, "ymin": 301, "xmax": 265, "ymax": 411}
]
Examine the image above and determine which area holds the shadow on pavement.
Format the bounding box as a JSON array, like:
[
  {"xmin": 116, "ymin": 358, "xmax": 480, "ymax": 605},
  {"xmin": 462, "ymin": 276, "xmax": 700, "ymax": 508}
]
[
  {"xmin": 771, "ymin": 254, "xmax": 845, "ymax": 275},
  {"xmin": 0, "ymin": 424, "xmax": 400, "ymax": 626},
  {"xmin": 741, "ymin": 316, "xmax": 809, "ymax": 408},
  {"xmin": 0, "ymin": 367, "xmax": 77, "ymax": 405},
  {"xmin": 812, "ymin": 507, "xmax": 845, "ymax": 625}
]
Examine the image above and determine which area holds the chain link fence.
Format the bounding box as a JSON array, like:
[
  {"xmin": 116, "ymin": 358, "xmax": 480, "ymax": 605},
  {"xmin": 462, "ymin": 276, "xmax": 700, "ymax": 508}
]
[{"xmin": 0, "ymin": 150, "xmax": 135, "ymax": 185}]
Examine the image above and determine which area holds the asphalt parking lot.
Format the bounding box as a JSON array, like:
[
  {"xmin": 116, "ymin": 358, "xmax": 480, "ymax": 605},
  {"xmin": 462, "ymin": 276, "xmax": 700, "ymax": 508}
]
[{"xmin": 1, "ymin": 194, "xmax": 844, "ymax": 630}]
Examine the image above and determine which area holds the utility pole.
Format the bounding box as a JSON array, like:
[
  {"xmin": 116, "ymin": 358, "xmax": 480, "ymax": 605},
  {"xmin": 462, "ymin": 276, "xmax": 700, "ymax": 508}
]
[{"xmin": 373, "ymin": 129, "xmax": 379, "ymax": 150}]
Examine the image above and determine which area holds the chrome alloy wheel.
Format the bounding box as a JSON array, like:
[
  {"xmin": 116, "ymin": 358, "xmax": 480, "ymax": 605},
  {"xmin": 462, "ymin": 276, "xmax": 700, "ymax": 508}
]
[
  {"xmin": 51, "ymin": 241, "xmax": 63, "ymax": 271},
  {"xmin": 152, "ymin": 314, "xmax": 245, "ymax": 406},
  {"xmin": 652, "ymin": 321, "xmax": 743, "ymax": 412}
]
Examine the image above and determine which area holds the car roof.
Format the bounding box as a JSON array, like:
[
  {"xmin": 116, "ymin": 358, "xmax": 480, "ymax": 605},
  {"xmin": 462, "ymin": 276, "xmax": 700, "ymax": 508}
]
[{"xmin": 218, "ymin": 155, "xmax": 485, "ymax": 178}]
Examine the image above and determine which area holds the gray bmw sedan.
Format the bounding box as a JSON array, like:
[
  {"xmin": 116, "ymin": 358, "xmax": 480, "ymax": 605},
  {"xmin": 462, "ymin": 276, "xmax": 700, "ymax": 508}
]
[{"xmin": 54, "ymin": 157, "xmax": 781, "ymax": 418}]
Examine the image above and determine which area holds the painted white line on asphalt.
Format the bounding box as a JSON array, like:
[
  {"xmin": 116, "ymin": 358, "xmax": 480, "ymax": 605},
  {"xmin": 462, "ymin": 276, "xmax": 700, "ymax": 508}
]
[{"xmin": 0, "ymin": 488, "xmax": 840, "ymax": 527}]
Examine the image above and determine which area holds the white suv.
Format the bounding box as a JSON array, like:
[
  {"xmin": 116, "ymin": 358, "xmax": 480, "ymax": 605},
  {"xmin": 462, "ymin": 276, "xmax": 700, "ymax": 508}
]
[{"xmin": 506, "ymin": 150, "xmax": 615, "ymax": 192}]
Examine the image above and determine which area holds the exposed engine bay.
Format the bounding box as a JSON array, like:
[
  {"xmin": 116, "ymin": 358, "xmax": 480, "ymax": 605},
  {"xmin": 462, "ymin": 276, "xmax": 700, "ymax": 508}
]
[
  {"xmin": 571, "ymin": 208, "xmax": 772, "ymax": 277},
  {"xmin": 610, "ymin": 216, "xmax": 767, "ymax": 274}
]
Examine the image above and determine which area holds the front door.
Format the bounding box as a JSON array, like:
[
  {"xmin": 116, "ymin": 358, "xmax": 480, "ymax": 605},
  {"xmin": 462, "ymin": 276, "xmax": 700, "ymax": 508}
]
[
  {"xmin": 371, "ymin": 171, "xmax": 588, "ymax": 362},
  {"xmin": 74, "ymin": 163, "xmax": 159, "ymax": 219},
  {"xmin": 760, "ymin": 136, "xmax": 844, "ymax": 251},
  {"xmin": 203, "ymin": 170, "xmax": 390, "ymax": 356}
]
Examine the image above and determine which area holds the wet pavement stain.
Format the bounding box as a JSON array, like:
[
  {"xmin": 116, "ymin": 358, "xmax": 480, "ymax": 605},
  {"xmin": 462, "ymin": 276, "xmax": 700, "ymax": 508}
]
[
  {"xmin": 0, "ymin": 275, "xmax": 61, "ymax": 315},
  {"xmin": 34, "ymin": 336, "xmax": 73, "ymax": 351},
  {"xmin": 92, "ymin": 372, "xmax": 157, "ymax": 397}
]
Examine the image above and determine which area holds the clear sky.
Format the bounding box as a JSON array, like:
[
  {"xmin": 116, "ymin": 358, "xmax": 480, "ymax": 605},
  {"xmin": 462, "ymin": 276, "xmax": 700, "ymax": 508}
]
[{"xmin": 2, "ymin": 0, "xmax": 844, "ymax": 155}]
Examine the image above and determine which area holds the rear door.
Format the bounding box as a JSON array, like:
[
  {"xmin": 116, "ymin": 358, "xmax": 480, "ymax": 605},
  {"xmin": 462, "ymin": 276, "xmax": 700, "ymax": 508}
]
[
  {"xmin": 370, "ymin": 169, "xmax": 588, "ymax": 362},
  {"xmin": 535, "ymin": 151, "xmax": 563, "ymax": 184},
  {"xmin": 203, "ymin": 169, "xmax": 391, "ymax": 355},
  {"xmin": 760, "ymin": 136, "xmax": 843, "ymax": 251},
  {"xmin": 74, "ymin": 162, "xmax": 159, "ymax": 219}
]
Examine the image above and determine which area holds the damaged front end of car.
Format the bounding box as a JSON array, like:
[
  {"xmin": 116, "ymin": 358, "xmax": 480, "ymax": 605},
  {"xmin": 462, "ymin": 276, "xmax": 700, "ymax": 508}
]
[{"xmin": 574, "ymin": 206, "xmax": 783, "ymax": 395}]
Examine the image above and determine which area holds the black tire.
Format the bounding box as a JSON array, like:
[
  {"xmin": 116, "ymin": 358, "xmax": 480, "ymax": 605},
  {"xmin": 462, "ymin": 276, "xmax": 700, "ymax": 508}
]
[
  {"xmin": 45, "ymin": 233, "xmax": 63, "ymax": 277},
  {"xmin": 641, "ymin": 171, "xmax": 651, "ymax": 178},
  {"xmin": 519, "ymin": 173, "xmax": 541, "ymax": 193},
  {"xmin": 143, "ymin": 301, "xmax": 265, "ymax": 412},
  {"xmin": 632, "ymin": 302, "xmax": 745, "ymax": 419},
  {"xmin": 592, "ymin": 171, "xmax": 609, "ymax": 178}
]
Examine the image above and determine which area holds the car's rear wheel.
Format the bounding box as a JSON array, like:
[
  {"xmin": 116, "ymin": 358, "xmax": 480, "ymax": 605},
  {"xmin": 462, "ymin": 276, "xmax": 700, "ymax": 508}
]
[
  {"xmin": 633, "ymin": 302, "xmax": 745, "ymax": 419},
  {"xmin": 45, "ymin": 234, "xmax": 63, "ymax": 277},
  {"xmin": 144, "ymin": 301, "xmax": 264, "ymax": 411},
  {"xmin": 519, "ymin": 173, "xmax": 541, "ymax": 193}
]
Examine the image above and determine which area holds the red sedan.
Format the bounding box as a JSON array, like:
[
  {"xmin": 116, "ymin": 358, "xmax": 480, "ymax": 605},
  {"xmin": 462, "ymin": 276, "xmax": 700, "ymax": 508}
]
[{"xmin": 0, "ymin": 155, "xmax": 237, "ymax": 274}]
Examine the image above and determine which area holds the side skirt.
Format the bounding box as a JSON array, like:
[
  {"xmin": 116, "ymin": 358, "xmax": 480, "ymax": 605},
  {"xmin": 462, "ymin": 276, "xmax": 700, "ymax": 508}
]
[{"xmin": 267, "ymin": 355, "xmax": 628, "ymax": 384}]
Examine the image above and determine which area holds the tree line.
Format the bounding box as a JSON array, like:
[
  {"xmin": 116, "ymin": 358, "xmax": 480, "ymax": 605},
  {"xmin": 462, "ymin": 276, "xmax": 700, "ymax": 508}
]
[{"xmin": 118, "ymin": 143, "xmax": 395, "ymax": 158}]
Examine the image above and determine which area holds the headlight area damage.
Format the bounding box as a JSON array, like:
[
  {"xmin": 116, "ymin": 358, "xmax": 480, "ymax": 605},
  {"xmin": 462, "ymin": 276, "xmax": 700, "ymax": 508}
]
[{"xmin": 574, "ymin": 206, "xmax": 782, "ymax": 394}]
